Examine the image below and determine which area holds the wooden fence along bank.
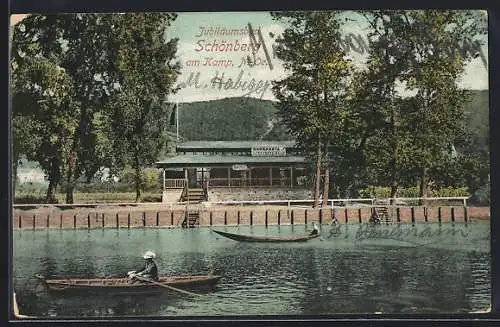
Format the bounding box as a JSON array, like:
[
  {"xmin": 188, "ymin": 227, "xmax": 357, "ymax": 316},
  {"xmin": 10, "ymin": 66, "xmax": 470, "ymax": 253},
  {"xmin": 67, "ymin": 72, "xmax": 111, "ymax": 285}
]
[{"xmin": 12, "ymin": 204, "xmax": 489, "ymax": 230}]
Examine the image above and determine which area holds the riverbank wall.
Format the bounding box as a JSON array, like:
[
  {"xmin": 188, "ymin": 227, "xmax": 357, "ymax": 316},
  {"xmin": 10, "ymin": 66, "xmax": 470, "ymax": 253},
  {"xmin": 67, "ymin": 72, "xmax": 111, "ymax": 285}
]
[{"xmin": 12, "ymin": 204, "xmax": 490, "ymax": 230}]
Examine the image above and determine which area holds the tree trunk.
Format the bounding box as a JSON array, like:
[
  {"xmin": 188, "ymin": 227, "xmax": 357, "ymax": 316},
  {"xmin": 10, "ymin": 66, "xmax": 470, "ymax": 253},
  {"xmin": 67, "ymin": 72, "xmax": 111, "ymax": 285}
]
[
  {"xmin": 135, "ymin": 182, "xmax": 141, "ymax": 202},
  {"xmin": 390, "ymin": 179, "xmax": 398, "ymax": 203},
  {"xmin": 46, "ymin": 180, "xmax": 57, "ymax": 203},
  {"xmin": 46, "ymin": 161, "xmax": 60, "ymax": 203},
  {"xmin": 419, "ymin": 167, "xmax": 428, "ymax": 206},
  {"xmin": 388, "ymin": 106, "xmax": 398, "ymax": 205},
  {"xmin": 322, "ymin": 165, "xmax": 330, "ymax": 208},
  {"xmin": 65, "ymin": 109, "xmax": 89, "ymax": 204},
  {"xmin": 313, "ymin": 138, "xmax": 322, "ymax": 208},
  {"xmin": 65, "ymin": 149, "xmax": 77, "ymax": 204},
  {"xmin": 134, "ymin": 159, "xmax": 142, "ymax": 203},
  {"xmin": 389, "ymin": 156, "xmax": 398, "ymax": 203}
]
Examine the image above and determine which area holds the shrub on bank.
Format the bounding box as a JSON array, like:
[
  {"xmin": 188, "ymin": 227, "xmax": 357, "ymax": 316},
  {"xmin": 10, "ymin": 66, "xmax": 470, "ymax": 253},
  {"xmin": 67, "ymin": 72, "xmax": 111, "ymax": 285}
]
[
  {"xmin": 14, "ymin": 192, "xmax": 162, "ymax": 204},
  {"xmin": 359, "ymin": 186, "xmax": 470, "ymax": 199}
]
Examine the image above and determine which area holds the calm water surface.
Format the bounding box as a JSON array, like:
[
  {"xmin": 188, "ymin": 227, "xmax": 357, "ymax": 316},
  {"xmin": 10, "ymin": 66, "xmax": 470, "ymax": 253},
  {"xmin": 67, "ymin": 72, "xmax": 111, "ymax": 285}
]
[{"xmin": 12, "ymin": 223, "xmax": 490, "ymax": 317}]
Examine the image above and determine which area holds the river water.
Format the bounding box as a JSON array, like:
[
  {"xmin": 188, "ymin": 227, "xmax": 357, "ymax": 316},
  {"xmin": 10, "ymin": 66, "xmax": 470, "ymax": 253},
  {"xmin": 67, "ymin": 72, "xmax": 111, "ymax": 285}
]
[{"xmin": 12, "ymin": 222, "xmax": 490, "ymax": 317}]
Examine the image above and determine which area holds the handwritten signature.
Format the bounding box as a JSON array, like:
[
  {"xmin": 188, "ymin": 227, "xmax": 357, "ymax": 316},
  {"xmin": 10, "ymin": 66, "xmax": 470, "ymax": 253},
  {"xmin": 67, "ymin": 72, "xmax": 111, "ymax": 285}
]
[
  {"xmin": 326, "ymin": 224, "xmax": 472, "ymax": 243},
  {"xmin": 247, "ymin": 23, "xmax": 273, "ymax": 71},
  {"xmin": 177, "ymin": 70, "xmax": 272, "ymax": 99}
]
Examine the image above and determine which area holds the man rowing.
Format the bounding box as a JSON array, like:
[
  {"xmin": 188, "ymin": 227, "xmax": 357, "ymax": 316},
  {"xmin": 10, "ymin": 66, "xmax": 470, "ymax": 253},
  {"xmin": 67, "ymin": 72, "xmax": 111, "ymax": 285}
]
[{"xmin": 128, "ymin": 251, "xmax": 159, "ymax": 283}]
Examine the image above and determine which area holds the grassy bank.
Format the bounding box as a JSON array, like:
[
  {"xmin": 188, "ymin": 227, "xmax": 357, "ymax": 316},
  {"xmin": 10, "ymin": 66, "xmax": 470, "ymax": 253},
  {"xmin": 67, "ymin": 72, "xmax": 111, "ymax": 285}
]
[{"xmin": 14, "ymin": 191, "xmax": 162, "ymax": 204}]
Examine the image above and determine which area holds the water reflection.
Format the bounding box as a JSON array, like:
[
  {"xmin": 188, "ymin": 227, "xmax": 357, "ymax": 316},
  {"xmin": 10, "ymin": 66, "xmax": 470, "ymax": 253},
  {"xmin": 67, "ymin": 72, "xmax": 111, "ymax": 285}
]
[{"xmin": 12, "ymin": 223, "xmax": 490, "ymax": 316}]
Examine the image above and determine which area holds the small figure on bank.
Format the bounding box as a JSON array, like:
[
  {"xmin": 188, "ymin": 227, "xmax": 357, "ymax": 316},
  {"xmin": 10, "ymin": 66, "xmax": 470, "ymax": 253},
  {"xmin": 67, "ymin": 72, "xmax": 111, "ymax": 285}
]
[
  {"xmin": 128, "ymin": 251, "xmax": 159, "ymax": 283},
  {"xmin": 309, "ymin": 222, "xmax": 320, "ymax": 236},
  {"xmin": 369, "ymin": 209, "xmax": 381, "ymax": 225}
]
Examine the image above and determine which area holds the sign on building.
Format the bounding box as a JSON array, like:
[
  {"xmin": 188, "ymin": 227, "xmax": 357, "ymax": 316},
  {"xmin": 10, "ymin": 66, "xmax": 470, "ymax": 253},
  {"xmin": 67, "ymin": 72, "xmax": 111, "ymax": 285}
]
[
  {"xmin": 251, "ymin": 145, "xmax": 286, "ymax": 157},
  {"xmin": 232, "ymin": 164, "xmax": 248, "ymax": 171}
]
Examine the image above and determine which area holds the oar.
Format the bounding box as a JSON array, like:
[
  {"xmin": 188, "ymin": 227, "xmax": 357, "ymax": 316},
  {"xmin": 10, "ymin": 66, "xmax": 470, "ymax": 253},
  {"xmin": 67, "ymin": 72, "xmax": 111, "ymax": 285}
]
[{"xmin": 133, "ymin": 275, "xmax": 202, "ymax": 297}]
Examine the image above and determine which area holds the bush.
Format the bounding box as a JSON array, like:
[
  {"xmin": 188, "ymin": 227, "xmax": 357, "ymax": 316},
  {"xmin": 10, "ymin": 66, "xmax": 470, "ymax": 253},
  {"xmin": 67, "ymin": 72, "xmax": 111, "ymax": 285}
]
[
  {"xmin": 118, "ymin": 167, "xmax": 161, "ymax": 192},
  {"xmin": 14, "ymin": 195, "xmax": 54, "ymax": 204},
  {"xmin": 359, "ymin": 186, "xmax": 470, "ymax": 198},
  {"xmin": 470, "ymin": 183, "xmax": 490, "ymax": 206}
]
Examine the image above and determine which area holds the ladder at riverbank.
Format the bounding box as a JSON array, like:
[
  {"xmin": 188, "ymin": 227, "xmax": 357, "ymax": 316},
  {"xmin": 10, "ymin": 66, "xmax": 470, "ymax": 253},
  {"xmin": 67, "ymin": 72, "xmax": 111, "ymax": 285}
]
[
  {"xmin": 182, "ymin": 210, "xmax": 200, "ymax": 228},
  {"xmin": 371, "ymin": 199, "xmax": 393, "ymax": 224}
]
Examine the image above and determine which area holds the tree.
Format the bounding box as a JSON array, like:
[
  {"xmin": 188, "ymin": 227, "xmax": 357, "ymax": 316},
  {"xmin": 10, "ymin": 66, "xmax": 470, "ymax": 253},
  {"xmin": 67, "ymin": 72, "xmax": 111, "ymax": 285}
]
[
  {"xmin": 106, "ymin": 13, "xmax": 180, "ymax": 202},
  {"xmin": 396, "ymin": 11, "xmax": 485, "ymax": 203},
  {"xmin": 271, "ymin": 11, "xmax": 354, "ymax": 207},
  {"xmin": 358, "ymin": 10, "xmax": 486, "ymax": 201},
  {"xmin": 11, "ymin": 56, "xmax": 79, "ymax": 202},
  {"xmin": 354, "ymin": 11, "xmax": 418, "ymax": 200},
  {"xmin": 11, "ymin": 14, "xmax": 119, "ymax": 203}
]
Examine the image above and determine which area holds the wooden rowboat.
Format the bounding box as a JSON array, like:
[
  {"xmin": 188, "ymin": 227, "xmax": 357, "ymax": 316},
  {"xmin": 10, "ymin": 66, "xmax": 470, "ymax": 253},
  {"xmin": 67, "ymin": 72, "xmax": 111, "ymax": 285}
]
[
  {"xmin": 35, "ymin": 274, "xmax": 222, "ymax": 292},
  {"xmin": 211, "ymin": 229, "xmax": 320, "ymax": 243}
]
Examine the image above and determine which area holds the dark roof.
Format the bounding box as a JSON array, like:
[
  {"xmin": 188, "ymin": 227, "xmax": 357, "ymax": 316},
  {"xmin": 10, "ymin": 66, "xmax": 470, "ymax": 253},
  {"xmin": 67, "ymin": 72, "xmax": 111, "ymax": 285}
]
[
  {"xmin": 176, "ymin": 141, "xmax": 296, "ymax": 152},
  {"xmin": 156, "ymin": 155, "xmax": 307, "ymax": 168}
]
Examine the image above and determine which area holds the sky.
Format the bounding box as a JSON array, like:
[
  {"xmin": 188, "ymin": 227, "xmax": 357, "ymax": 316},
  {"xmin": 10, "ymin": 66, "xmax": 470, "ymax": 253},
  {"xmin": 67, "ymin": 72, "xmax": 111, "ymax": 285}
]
[
  {"xmin": 167, "ymin": 11, "xmax": 489, "ymax": 103},
  {"xmin": 11, "ymin": 12, "xmax": 489, "ymax": 104}
]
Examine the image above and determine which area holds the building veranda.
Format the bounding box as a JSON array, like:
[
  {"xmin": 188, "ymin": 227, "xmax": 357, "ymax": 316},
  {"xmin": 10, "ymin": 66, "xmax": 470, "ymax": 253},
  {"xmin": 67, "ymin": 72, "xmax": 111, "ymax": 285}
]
[{"xmin": 156, "ymin": 141, "xmax": 309, "ymax": 202}]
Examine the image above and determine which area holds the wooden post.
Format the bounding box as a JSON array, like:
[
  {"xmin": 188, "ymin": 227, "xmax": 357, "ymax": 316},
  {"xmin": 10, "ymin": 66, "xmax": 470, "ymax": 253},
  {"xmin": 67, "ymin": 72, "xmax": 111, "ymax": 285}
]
[
  {"xmin": 305, "ymin": 209, "xmax": 308, "ymax": 225},
  {"xmin": 290, "ymin": 210, "xmax": 294, "ymax": 225},
  {"xmin": 396, "ymin": 208, "xmax": 401, "ymax": 223},
  {"xmin": 33, "ymin": 214, "xmax": 36, "ymax": 230},
  {"xmin": 265, "ymin": 210, "xmax": 269, "ymax": 227},
  {"xmin": 464, "ymin": 206, "xmax": 468, "ymax": 223},
  {"xmin": 278, "ymin": 210, "xmax": 281, "ymax": 225},
  {"xmin": 344, "ymin": 208, "xmax": 348, "ymax": 224},
  {"xmin": 411, "ymin": 207, "xmax": 415, "ymax": 224},
  {"xmin": 46, "ymin": 214, "xmax": 50, "ymax": 228},
  {"xmin": 224, "ymin": 211, "xmax": 227, "ymax": 225},
  {"xmin": 250, "ymin": 211, "xmax": 254, "ymax": 226},
  {"xmin": 60, "ymin": 214, "xmax": 63, "ymax": 229},
  {"xmin": 319, "ymin": 208, "xmax": 323, "ymax": 225},
  {"xmin": 171, "ymin": 211, "xmax": 174, "ymax": 225},
  {"xmin": 451, "ymin": 207, "xmax": 455, "ymax": 223},
  {"xmin": 87, "ymin": 214, "xmax": 91, "ymax": 229},
  {"xmin": 102, "ymin": 213, "xmax": 105, "ymax": 228},
  {"xmin": 156, "ymin": 212, "xmax": 159, "ymax": 226},
  {"xmin": 237, "ymin": 210, "xmax": 240, "ymax": 225},
  {"xmin": 117, "ymin": 213, "xmax": 120, "ymax": 229},
  {"xmin": 210, "ymin": 211, "xmax": 213, "ymax": 226},
  {"xmin": 332, "ymin": 208, "xmax": 336, "ymax": 223},
  {"xmin": 127, "ymin": 213, "xmax": 131, "ymax": 229},
  {"xmin": 73, "ymin": 215, "xmax": 76, "ymax": 229},
  {"xmin": 19, "ymin": 215, "xmax": 22, "ymax": 229},
  {"xmin": 358, "ymin": 209, "xmax": 362, "ymax": 223},
  {"xmin": 438, "ymin": 207, "xmax": 442, "ymax": 224}
]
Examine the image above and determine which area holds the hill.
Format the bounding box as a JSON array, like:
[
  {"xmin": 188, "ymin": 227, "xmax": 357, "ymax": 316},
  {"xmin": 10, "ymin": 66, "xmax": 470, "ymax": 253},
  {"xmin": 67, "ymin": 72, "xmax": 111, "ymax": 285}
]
[
  {"xmin": 170, "ymin": 97, "xmax": 293, "ymax": 141},
  {"xmin": 171, "ymin": 91, "xmax": 489, "ymax": 147},
  {"xmin": 463, "ymin": 89, "xmax": 489, "ymax": 149}
]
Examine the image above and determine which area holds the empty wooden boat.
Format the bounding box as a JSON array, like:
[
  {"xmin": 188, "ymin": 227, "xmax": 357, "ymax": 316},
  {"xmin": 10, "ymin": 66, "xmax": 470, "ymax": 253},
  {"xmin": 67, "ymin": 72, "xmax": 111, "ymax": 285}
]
[
  {"xmin": 211, "ymin": 229, "xmax": 320, "ymax": 243},
  {"xmin": 35, "ymin": 274, "xmax": 222, "ymax": 292}
]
